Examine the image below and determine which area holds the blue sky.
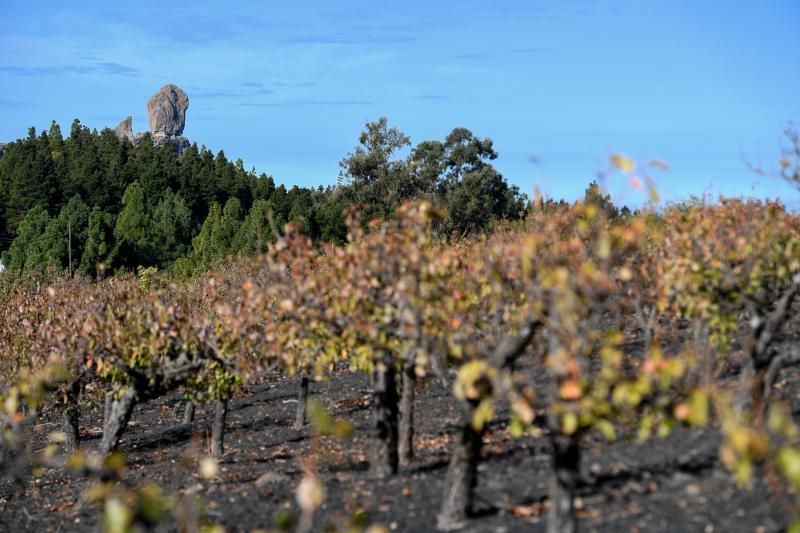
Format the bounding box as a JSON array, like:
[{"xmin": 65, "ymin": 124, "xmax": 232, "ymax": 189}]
[{"xmin": 1, "ymin": 0, "xmax": 799, "ymax": 206}]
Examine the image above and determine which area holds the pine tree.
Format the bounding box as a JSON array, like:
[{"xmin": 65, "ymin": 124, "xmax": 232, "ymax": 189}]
[
  {"xmin": 150, "ymin": 190, "xmax": 192, "ymax": 265},
  {"xmin": 189, "ymin": 202, "xmax": 223, "ymax": 272},
  {"xmin": 233, "ymin": 199, "xmax": 278, "ymax": 254},
  {"xmin": 113, "ymin": 181, "xmax": 152, "ymax": 266},
  {"xmin": 80, "ymin": 207, "xmax": 115, "ymax": 276},
  {"xmin": 41, "ymin": 195, "xmax": 91, "ymax": 271},
  {"xmin": 211, "ymin": 197, "xmax": 243, "ymax": 256},
  {"xmin": 2, "ymin": 205, "xmax": 51, "ymax": 271}
]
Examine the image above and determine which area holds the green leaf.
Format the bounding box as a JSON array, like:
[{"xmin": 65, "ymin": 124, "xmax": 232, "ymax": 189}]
[
  {"xmin": 137, "ymin": 484, "xmax": 168, "ymax": 525},
  {"xmin": 688, "ymin": 389, "xmax": 709, "ymax": 427},
  {"xmin": 307, "ymin": 399, "xmax": 353, "ymax": 440}
]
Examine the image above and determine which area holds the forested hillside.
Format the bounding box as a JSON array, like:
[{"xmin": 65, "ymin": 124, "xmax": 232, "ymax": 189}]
[{"xmin": 0, "ymin": 117, "xmax": 526, "ymax": 277}]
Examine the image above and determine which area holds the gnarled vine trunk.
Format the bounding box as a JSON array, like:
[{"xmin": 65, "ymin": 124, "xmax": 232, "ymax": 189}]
[
  {"xmin": 211, "ymin": 399, "xmax": 228, "ymax": 458},
  {"xmin": 750, "ymin": 363, "xmax": 770, "ymax": 427},
  {"xmin": 370, "ymin": 361, "xmax": 399, "ymax": 478},
  {"xmin": 296, "ymin": 373, "xmax": 309, "ymax": 428},
  {"xmin": 747, "ymin": 273, "xmax": 800, "ymax": 425},
  {"xmin": 437, "ymin": 320, "xmax": 541, "ymax": 530},
  {"xmin": 437, "ymin": 400, "xmax": 483, "ymax": 530},
  {"xmin": 61, "ymin": 378, "xmax": 81, "ymax": 454},
  {"xmin": 100, "ymin": 387, "xmax": 138, "ymax": 455},
  {"xmin": 399, "ymin": 352, "xmax": 416, "ymax": 466},
  {"xmin": 103, "ymin": 390, "xmax": 114, "ymax": 428},
  {"xmin": 182, "ymin": 401, "xmax": 195, "ymax": 424},
  {"xmin": 547, "ymin": 433, "xmax": 580, "ymax": 533}
]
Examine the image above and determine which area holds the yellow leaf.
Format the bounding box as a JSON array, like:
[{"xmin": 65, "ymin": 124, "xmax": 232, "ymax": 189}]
[
  {"xmin": 748, "ymin": 432, "xmax": 769, "ymax": 459},
  {"xmin": 66, "ymin": 451, "xmax": 86, "ymax": 471},
  {"xmin": 104, "ymin": 451, "xmax": 127, "ymax": 473},
  {"xmin": 688, "ymin": 389, "xmax": 709, "ymax": 427},
  {"xmin": 4, "ymin": 391, "xmax": 18, "ymax": 415},
  {"xmin": 610, "ymin": 154, "xmax": 635, "ymax": 173},
  {"xmin": 728, "ymin": 427, "xmax": 751, "ymax": 455},
  {"xmin": 332, "ymin": 419, "xmax": 354, "ymax": 440},
  {"xmin": 734, "ymin": 459, "xmax": 752, "ymax": 486},
  {"xmin": 454, "ymin": 360, "xmax": 494, "ymax": 401},
  {"xmin": 595, "ymin": 419, "xmax": 616, "ymax": 441},
  {"xmin": 472, "ymin": 398, "xmax": 494, "ymax": 431},
  {"xmin": 562, "ymin": 412, "xmax": 579, "ymax": 435},
  {"xmin": 103, "ymin": 497, "xmax": 132, "ymax": 533}
]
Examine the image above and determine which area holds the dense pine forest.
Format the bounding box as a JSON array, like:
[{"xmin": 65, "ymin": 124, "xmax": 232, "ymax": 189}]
[{"xmin": 0, "ymin": 117, "xmax": 526, "ymax": 277}]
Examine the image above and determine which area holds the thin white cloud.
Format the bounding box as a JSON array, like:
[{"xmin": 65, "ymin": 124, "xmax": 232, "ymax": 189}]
[{"xmin": 0, "ymin": 62, "xmax": 139, "ymax": 77}]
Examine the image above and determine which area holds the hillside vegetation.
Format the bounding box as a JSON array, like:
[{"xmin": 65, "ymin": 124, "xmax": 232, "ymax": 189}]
[{"xmin": 0, "ymin": 117, "xmax": 525, "ymax": 277}]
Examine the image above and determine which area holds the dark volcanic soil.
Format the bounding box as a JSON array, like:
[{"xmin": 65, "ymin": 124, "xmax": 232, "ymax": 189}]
[{"xmin": 1, "ymin": 365, "xmax": 796, "ymax": 532}]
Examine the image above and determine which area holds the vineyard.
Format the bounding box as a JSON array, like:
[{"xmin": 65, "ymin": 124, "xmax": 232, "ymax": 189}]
[{"xmin": 1, "ymin": 191, "xmax": 800, "ymax": 532}]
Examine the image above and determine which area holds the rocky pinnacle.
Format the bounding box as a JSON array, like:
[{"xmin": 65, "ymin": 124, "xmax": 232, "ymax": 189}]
[{"xmin": 146, "ymin": 84, "xmax": 189, "ymax": 137}]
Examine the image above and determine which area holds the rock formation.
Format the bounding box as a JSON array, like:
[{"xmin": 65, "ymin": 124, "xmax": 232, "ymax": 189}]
[
  {"xmin": 111, "ymin": 84, "xmax": 191, "ymax": 154},
  {"xmin": 147, "ymin": 84, "xmax": 189, "ymax": 137},
  {"xmin": 114, "ymin": 116, "xmax": 135, "ymax": 143},
  {"xmin": 0, "ymin": 143, "xmax": 7, "ymax": 158}
]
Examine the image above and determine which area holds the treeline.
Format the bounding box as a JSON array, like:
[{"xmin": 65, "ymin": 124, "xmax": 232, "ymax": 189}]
[{"xmin": 0, "ymin": 117, "xmax": 527, "ymax": 276}]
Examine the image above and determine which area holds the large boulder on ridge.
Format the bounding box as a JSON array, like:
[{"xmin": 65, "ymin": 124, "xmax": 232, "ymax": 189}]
[
  {"xmin": 147, "ymin": 84, "xmax": 189, "ymax": 137},
  {"xmin": 114, "ymin": 116, "xmax": 135, "ymax": 143}
]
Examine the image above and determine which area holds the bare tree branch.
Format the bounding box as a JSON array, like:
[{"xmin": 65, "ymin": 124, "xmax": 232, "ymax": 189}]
[{"xmin": 750, "ymin": 273, "xmax": 800, "ymax": 368}]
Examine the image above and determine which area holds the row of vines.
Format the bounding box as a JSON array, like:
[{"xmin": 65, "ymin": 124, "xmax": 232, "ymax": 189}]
[{"xmin": 1, "ymin": 187, "xmax": 800, "ymax": 531}]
